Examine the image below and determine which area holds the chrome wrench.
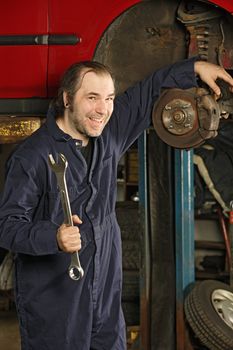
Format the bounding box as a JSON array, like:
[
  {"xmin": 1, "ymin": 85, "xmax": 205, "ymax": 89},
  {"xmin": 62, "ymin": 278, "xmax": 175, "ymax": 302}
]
[{"xmin": 48, "ymin": 153, "xmax": 84, "ymax": 281}]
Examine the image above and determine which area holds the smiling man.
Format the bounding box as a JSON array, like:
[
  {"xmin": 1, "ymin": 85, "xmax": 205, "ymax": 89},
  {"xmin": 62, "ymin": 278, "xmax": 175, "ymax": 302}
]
[
  {"xmin": 0, "ymin": 58, "xmax": 233, "ymax": 350},
  {"xmin": 56, "ymin": 67, "xmax": 116, "ymax": 142}
]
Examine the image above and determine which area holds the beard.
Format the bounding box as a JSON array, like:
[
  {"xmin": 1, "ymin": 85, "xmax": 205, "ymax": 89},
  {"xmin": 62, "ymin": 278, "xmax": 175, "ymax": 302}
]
[{"xmin": 68, "ymin": 108, "xmax": 111, "ymax": 138}]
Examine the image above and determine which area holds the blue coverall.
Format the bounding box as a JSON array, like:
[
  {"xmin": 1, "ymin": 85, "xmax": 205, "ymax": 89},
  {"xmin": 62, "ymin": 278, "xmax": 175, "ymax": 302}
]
[{"xmin": 0, "ymin": 58, "xmax": 197, "ymax": 350}]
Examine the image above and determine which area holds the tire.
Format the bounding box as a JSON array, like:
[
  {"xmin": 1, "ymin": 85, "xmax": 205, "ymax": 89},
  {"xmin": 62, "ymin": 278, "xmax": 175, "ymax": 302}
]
[{"xmin": 184, "ymin": 280, "xmax": 233, "ymax": 350}]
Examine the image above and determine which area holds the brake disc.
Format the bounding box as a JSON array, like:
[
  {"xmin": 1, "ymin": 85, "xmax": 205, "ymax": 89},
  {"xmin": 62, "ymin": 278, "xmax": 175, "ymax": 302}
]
[{"xmin": 152, "ymin": 87, "xmax": 221, "ymax": 149}]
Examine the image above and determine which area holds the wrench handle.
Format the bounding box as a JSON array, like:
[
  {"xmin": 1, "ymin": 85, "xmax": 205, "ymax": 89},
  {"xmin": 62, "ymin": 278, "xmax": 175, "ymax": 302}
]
[
  {"xmin": 60, "ymin": 189, "xmax": 73, "ymax": 226},
  {"xmin": 60, "ymin": 188, "xmax": 85, "ymax": 280},
  {"xmin": 59, "ymin": 188, "xmax": 85, "ymax": 280}
]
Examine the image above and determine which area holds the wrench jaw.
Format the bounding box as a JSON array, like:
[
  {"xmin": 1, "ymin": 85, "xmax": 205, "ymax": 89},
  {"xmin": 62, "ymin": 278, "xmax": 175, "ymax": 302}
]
[
  {"xmin": 68, "ymin": 252, "xmax": 84, "ymax": 281},
  {"xmin": 69, "ymin": 265, "xmax": 84, "ymax": 281},
  {"xmin": 59, "ymin": 153, "xmax": 68, "ymax": 168},
  {"xmin": 48, "ymin": 153, "xmax": 68, "ymax": 172}
]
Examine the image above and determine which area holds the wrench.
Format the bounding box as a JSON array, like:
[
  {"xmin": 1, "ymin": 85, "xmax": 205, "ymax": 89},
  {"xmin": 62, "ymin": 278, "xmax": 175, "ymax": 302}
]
[{"xmin": 48, "ymin": 153, "xmax": 84, "ymax": 281}]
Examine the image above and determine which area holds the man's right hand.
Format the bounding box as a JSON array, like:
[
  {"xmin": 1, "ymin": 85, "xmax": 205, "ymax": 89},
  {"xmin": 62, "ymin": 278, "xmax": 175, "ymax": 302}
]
[
  {"xmin": 194, "ymin": 61, "xmax": 233, "ymax": 97},
  {"xmin": 56, "ymin": 215, "xmax": 82, "ymax": 253}
]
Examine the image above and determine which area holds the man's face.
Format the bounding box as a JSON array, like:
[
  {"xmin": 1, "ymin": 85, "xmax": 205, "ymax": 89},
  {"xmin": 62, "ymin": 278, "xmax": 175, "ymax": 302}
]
[{"xmin": 65, "ymin": 71, "xmax": 115, "ymax": 139}]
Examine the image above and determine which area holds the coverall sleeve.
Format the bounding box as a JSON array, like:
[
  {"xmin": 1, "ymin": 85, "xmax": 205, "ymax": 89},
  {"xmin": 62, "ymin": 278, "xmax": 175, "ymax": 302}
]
[
  {"xmin": 0, "ymin": 155, "xmax": 59, "ymax": 255},
  {"xmin": 111, "ymin": 57, "xmax": 198, "ymax": 155}
]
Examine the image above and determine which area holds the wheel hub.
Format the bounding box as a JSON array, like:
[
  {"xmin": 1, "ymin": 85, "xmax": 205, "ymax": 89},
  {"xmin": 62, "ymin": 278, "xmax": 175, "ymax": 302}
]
[
  {"xmin": 211, "ymin": 288, "xmax": 233, "ymax": 329},
  {"xmin": 152, "ymin": 87, "xmax": 221, "ymax": 149},
  {"xmin": 161, "ymin": 99, "xmax": 195, "ymax": 135}
]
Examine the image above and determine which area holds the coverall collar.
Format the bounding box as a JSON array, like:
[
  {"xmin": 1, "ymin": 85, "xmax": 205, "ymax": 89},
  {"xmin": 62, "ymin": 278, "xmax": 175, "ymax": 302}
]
[
  {"xmin": 45, "ymin": 107, "xmax": 76, "ymax": 142},
  {"xmin": 45, "ymin": 107, "xmax": 96, "ymax": 147}
]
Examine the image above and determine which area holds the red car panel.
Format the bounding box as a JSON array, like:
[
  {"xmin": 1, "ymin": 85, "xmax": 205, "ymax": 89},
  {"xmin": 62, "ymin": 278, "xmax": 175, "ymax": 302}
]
[
  {"xmin": 0, "ymin": 0, "xmax": 141, "ymax": 99},
  {"xmin": 47, "ymin": 0, "xmax": 141, "ymax": 96},
  {"xmin": 0, "ymin": 0, "xmax": 48, "ymax": 98},
  {"xmin": 0, "ymin": 0, "xmax": 232, "ymax": 100},
  {"xmin": 209, "ymin": 0, "xmax": 233, "ymax": 13}
]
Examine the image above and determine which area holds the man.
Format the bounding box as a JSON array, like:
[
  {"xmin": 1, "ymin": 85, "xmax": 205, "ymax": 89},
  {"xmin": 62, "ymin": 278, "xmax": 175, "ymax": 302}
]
[{"xmin": 0, "ymin": 58, "xmax": 233, "ymax": 350}]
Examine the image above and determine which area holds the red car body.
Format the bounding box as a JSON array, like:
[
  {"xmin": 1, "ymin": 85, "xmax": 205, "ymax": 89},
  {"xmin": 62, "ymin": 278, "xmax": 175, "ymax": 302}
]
[
  {"xmin": 0, "ymin": 0, "xmax": 232, "ymax": 101},
  {"xmin": 0, "ymin": 0, "xmax": 140, "ymax": 99}
]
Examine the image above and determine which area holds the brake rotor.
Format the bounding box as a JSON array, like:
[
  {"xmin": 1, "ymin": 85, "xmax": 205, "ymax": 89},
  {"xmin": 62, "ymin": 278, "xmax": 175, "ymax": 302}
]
[{"xmin": 152, "ymin": 87, "xmax": 220, "ymax": 149}]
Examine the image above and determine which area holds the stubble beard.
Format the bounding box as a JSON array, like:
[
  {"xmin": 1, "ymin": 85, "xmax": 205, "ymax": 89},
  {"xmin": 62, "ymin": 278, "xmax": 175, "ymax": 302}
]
[{"xmin": 71, "ymin": 111, "xmax": 107, "ymax": 138}]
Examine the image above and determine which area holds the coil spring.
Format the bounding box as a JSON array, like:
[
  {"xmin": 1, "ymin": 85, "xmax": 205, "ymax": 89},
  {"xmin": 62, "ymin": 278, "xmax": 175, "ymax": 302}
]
[{"xmin": 195, "ymin": 24, "xmax": 210, "ymax": 61}]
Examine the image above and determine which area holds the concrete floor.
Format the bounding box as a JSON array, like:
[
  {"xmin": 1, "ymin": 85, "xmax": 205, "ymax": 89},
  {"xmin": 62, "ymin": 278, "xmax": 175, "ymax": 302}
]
[{"xmin": 0, "ymin": 308, "xmax": 20, "ymax": 350}]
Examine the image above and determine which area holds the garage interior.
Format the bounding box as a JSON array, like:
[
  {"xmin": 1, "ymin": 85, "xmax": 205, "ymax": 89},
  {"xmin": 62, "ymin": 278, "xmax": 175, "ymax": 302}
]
[{"xmin": 0, "ymin": 0, "xmax": 233, "ymax": 349}]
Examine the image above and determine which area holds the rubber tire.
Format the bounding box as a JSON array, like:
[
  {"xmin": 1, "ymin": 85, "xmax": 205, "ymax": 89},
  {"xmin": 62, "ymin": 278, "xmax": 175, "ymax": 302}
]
[{"xmin": 184, "ymin": 280, "xmax": 233, "ymax": 350}]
